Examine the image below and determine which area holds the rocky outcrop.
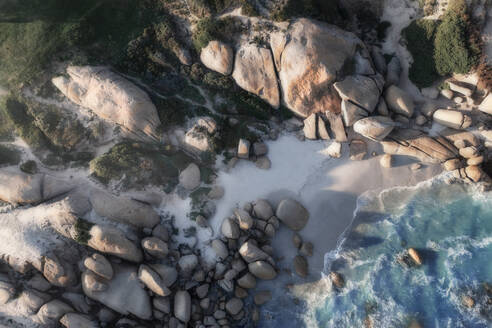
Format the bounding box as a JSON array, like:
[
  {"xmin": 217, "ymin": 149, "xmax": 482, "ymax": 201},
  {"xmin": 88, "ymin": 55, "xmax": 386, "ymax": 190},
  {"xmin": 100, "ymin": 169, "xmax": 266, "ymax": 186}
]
[
  {"xmin": 82, "ymin": 265, "xmax": 151, "ymax": 319},
  {"xmin": 52, "ymin": 66, "xmax": 160, "ymax": 140},
  {"xmin": 232, "ymin": 44, "xmax": 280, "ymax": 108},
  {"xmin": 271, "ymin": 19, "xmax": 363, "ymax": 117},
  {"xmin": 200, "ymin": 41, "xmax": 234, "ymax": 75},
  {"xmin": 334, "ymin": 75, "xmax": 381, "ymax": 113},
  {"xmin": 479, "ymin": 94, "xmax": 492, "ymax": 115},
  {"xmin": 90, "ymin": 189, "xmax": 159, "ymax": 228},
  {"xmin": 179, "ymin": 163, "xmax": 201, "ymax": 190},
  {"xmin": 353, "ymin": 116, "xmax": 396, "ymax": 141},
  {"xmin": 184, "ymin": 117, "xmax": 217, "ymax": 153},
  {"xmin": 381, "ymin": 129, "xmax": 457, "ymax": 163},
  {"xmin": 87, "ymin": 225, "xmax": 143, "ymax": 262}
]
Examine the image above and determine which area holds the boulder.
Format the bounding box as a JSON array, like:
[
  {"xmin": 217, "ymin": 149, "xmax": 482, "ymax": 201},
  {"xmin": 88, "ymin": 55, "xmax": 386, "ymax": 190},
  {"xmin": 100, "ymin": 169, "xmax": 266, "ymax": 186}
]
[
  {"xmin": 334, "ymin": 75, "xmax": 381, "ymax": 112},
  {"xmin": 443, "ymin": 159, "xmax": 462, "ymax": 171},
  {"xmin": 377, "ymin": 98, "xmax": 389, "ymax": 116},
  {"xmin": 87, "ymin": 225, "xmax": 143, "ymax": 262},
  {"xmin": 248, "ymin": 261, "xmax": 277, "ymax": 280},
  {"xmin": 178, "ymin": 254, "xmax": 199, "ymax": 274},
  {"xmin": 184, "ymin": 125, "xmax": 213, "ymax": 153},
  {"xmin": 318, "ymin": 118, "xmax": 330, "ymax": 140},
  {"xmin": 349, "ymin": 139, "xmax": 367, "ymax": 161},
  {"xmin": 448, "ymin": 81, "xmax": 474, "ymax": 97},
  {"xmin": 138, "ymin": 265, "xmax": 171, "ymax": 297},
  {"xmin": 271, "ymin": 19, "xmax": 362, "ymax": 117},
  {"xmin": 479, "ymin": 94, "xmax": 492, "ymax": 115},
  {"xmin": 276, "ymin": 199, "xmax": 309, "ymax": 231},
  {"xmin": 381, "ymin": 129, "xmax": 456, "ymax": 163},
  {"xmin": 341, "ymin": 100, "xmax": 368, "ymax": 127},
  {"xmin": 211, "ymin": 239, "xmax": 229, "ymax": 260},
  {"xmin": 408, "ymin": 248, "xmax": 422, "ymax": 265},
  {"xmin": 433, "ymin": 109, "xmax": 472, "ymax": 130},
  {"xmin": 459, "ymin": 146, "xmax": 479, "ymax": 159},
  {"xmin": 82, "ymin": 265, "xmax": 152, "ymax": 319},
  {"xmin": 83, "ymin": 254, "xmax": 113, "ymax": 280},
  {"xmin": 237, "ymin": 273, "xmax": 256, "ymax": 289},
  {"xmin": 237, "ymin": 139, "xmax": 250, "ymax": 159},
  {"xmin": 36, "ymin": 299, "xmax": 74, "ymax": 325},
  {"xmin": 255, "ymin": 156, "xmax": 271, "ymax": 170},
  {"xmin": 59, "ymin": 313, "xmax": 98, "ymax": 328},
  {"xmin": 324, "ymin": 112, "xmax": 347, "ymax": 142},
  {"xmin": 441, "ymin": 89, "xmax": 454, "ymax": 99},
  {"xmin": 195, "ymin": 284, "xmax": 209, "ymax": 298},
  {"xmin": 208, "ymin": 185, "xmax": 225, "ymax": 200},
  {"xmin": 239, "ymin": 241, "xmax": 270, "ymax": 263},
  {"xmin": 330, "ymin": 272, "xmax": 345, "ymax": 288},
  {"xmin": 234, "ymin": 208, "xmax": 254, "ymax": 230},
  {"xmin": 439, "ymin": 128, "xmax": 480, "ymax": 147},
  {"xmin": 90, "ymin": 189, "xmax": 159, "ymax": 228},
  {"xmin": 253, "ymin": 142, "xmax": 268, "ymax": 156},
  {"xmin": 174, "ymin": 290, "xmax": 191, "ymax": 323},
  {"xmin": 225, "ymin": 298, "xmax": 243, "ymax": 316},
  {"xmin": 353, "ymin": 116, "xmax": 395, "ymax": 141},
  {"xmin": 300, "ymin": 242, "xmax": 314, "ymax": 257},
  {"xmin": 421, "ymin": 87, "xmax": 439, "ymax": 99},
  {"xmin": 200, "ymin": 41, "xmax": 234, "ymax": 75},
  {"xmin": 325, "ymin": 141, "xmax": 342, "ymax": 158},
  {"xmin": 152, "ymin": 224, "xmax": 169, "ymax": 242},
  {"xmin": 420, "ymin": 102, "xmax": 438, "ymax": 117},
  {"xmin": 52, "ymin": 66, "xmax": 160, "ymax": 140},
  {"xmin": 303, "ymin": 113, "xmax": 317, "ymax": 139},
  {"xmin": 464, "ymin": 165, "xmax": 484, "ymax": 182},
  {"xmin": 141, "ymin": 237, "xmax": 168, "ymax": 259},
  {"xmin": 150, "ymin": 264, "xmax": 178, "ymax": 287},
  {"xmin": 82, "ymin": 271, "xmax": 108, "ymax": 293},
  {"xmin": 232, "ymin": 43, "xmax": 279, "ymax": 108},
  {"xmin": 179, "ymin": 163, "xmax": 201, "ymax": 190},
  {"xmin": 385, "ymin": 85, "xmax": 414, "ymax": 117},
  {"xmin": 253, "ymin": 199, "xmax": 274, "ymax": 220},
  {"xmin": 17, "ymin": 289, "xmax": 51, "ymax": 315},
  {"xmin": 293, "ymin": 255, "xmax": 309, "ymax": 278},
  {"xmin": 221, "ymin": 218, "xmax": 240, "ymax": 239},
  {"xmin": 43, "ymin": 254, "xmax": 77, "ymax": 288},
  {"xmin": 153, "ymin": 297, "xmax": 171, "ymax": 314},
  {"xmin": 0, "ymin": 169, "xmax": 43, "ymax": 204}
]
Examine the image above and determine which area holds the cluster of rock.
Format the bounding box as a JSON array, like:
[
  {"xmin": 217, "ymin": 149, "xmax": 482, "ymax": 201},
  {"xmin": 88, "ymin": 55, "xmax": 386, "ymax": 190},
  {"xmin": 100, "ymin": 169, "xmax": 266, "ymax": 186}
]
[{"xmin": 226, "ymin": 139, "xmax": 271, "ymax": 170}]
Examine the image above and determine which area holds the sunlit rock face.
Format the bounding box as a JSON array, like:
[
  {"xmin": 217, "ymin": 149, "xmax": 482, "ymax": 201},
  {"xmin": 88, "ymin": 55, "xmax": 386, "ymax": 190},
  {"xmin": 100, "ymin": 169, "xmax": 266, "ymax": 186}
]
[
  {"xmin": 52, "ymin": 66, "xmax": 161, "ymax": 140},
  {"xmin": 270, "ymin": 18, "xmax": 365, "ymax": 117}
]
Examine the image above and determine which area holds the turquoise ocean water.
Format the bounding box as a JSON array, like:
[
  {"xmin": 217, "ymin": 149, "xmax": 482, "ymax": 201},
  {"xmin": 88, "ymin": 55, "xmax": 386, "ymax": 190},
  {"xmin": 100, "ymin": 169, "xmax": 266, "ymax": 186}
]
[{"xmin": 260, "ymin": 177, "xmax": 492, "ymax": 327}]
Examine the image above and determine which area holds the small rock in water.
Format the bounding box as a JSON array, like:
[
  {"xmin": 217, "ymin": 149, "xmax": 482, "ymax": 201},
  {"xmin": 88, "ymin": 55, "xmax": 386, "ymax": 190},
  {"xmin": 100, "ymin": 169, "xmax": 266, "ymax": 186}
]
[
  {"xmin": 292, "ymin": 233, "xmax": 302, "ymax": 249},
  {"xmin": 330, "ymin": 271, "xmax": 345, "ymax": 289},
  {"xmin": 237, "ymin": 139, "xmax": 250, "ymax": 159},
  {"xmin": 255, "ymin": 156, "xmax": 271, "ymax": 170},
  {"xmin": 461, "ymin": 295, "xmax": 475, "ymax": 308},
  {"xmin": 349, "ymin": 139, "xmax": 367, "ymax": 161},
  {"xmin": 293, "ymin": 255, "xmax": 308, "ymax": 278},
  {"xmin": 408, "ymin": 248, "xmax": 422, "ymax": 266},
  {"xmin": 299, "ymin": 242, "xmax": 313, "ymax": 257},
  {"xmin": 325, "ymin": 141, "xmax": 342, "ymax": 158}
]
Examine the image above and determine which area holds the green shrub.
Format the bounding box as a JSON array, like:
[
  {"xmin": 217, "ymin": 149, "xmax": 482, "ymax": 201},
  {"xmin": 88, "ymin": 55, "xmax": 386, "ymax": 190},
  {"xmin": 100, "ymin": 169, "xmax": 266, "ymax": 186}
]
[
  {"xmin": 434, "ymin": 1, "xmax": 479, "ymax": 76},
  {"xmin": 271, "ymin": 0, "xmax": 343, "ymax": 24},
  {"xmin": 74, "ymin": 218, "xmax": 93, "ymax": 245},
  {"xmin": 402, "ymin": 19, "xmax": 440, "ymax": 88},
  {"xmin": 241, "ymin": 0, "xmax": 258, "ymax": 16},
  {"xmin": 192, "ymin": 17, "xmax": 242, "ymax": 51}
]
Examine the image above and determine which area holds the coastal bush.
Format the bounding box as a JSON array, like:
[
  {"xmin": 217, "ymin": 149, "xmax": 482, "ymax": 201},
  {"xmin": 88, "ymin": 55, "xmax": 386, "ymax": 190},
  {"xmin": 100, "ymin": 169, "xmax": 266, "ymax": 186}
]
[
  {"xmin": 402, "ymin": 19, "xmax": 440, "ymax": 88},
  {"xmin": 271, "ymin": 0, "xmax": 344, "ymax": 24},
  {"xmin": 74, "ymin": 218, "xmax": 93, "ymax": 245},
  {"xmin": 434, "ymin": 0, "xmax": 479, "ymax": 76},
  {"xmin": 89, "ymin": 141, "xmax": 196, "ymax": 189},
  {"xmin": 192, "ymin": 17, "xmax": 243, "ymax": 51},
  {"xmin": 241, "ymin": 0, "xmax": 259, "ymax": 16}
]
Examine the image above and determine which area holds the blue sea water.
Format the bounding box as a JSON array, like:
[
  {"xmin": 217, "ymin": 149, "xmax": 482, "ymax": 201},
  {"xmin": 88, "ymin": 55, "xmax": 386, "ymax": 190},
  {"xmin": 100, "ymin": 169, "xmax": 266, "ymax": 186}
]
[{"xmin": 261, "ymin": 177, "xmax": 492, "ymax": 328}]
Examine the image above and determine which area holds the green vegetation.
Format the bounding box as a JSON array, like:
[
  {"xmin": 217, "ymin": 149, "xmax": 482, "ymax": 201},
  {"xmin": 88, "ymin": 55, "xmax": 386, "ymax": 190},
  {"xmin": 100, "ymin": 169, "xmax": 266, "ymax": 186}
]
[
  {"xmin": 271, "ymin": 0, "xmax": 344, "ymax": 24},
  {"xmin": 20, "ymin": 160, "xmax": 38, "ymax": 174},
  {"xmin": 192, "ymin": 17, "xmax": 243, "ymax": 51},
  {"xmin": 402, "ymin": 0, "xmax": 479, "ymax": 88},
  {"xmin": 434, "ymin": 0, "xmax": 479, "ymax": 76},
  {"xmin": 0, "ymin": 108, "xmax": 15, "ymax": 142},
  {"xmin": 241, "ymin": 0, "xmax": 259, "ymax": 16},
  {"xmin": 0, "ymin": 145, "xmax": 21, "ymax": 166},
  {"xmin": 402, "ymin": 19, "xmax": 440, "ymax": 88},
  {"xmin": 89, "ymin": 141, "xmax": 197, "ymax": 189},
  {"xmin": 74, "ymin": 218, "xmax": 94, "ymax": 245}
]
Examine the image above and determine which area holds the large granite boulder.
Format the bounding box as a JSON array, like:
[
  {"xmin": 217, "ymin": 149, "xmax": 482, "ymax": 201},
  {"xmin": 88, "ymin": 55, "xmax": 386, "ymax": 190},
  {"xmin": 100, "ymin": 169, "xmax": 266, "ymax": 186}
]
[
  {"xmin": 52, "ymin": 66, "xmax": 160, "ymax": 140},
  {"xmin": 433, "ymin": 109, "xmax": 472, "ymax": 130},
  {"xmin": 381, "ymin": 129, "xmax": 457, "ymax": 163},
  {"xmin": 90, "ymin": 189, "xmax": 159, "ymax": 228},
  {"xmin": 200, "ymin": 41, "xmax": 234, "ymax": 75},
  {"xmin": 334, "ymin": 75, "xmax": 381, "ymax": 112},
  {"xmin": 232, "ymin": 43, "xmax": 280, "ymax": 108},
  {"xmin": 353, "ymin": 116, "xmax": 396, "ymax": 141},
  {"xmin": 276, "ymin": 199, "xmax": 309, "ymax": 231},
  {"xmin": 385, "ymin": 85, "xmax": 415, "ymax": 117},
  {"xmin": 271, "ymin": 18, "xmax": 363, "ymax": 117},
  {"xmin": 87, "ymin": 225, "xmax": 143, "ymax": 262},
  {"xmin": 82, "ymin": 265, "xmax": 152, "ymax": 319}
]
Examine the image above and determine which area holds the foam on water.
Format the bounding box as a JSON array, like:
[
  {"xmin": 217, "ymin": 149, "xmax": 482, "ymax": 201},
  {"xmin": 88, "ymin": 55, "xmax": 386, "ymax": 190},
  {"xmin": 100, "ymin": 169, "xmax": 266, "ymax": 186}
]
[{"xmin": 260, "ymin": 177, "xmax": 492, "ymax": 327}]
